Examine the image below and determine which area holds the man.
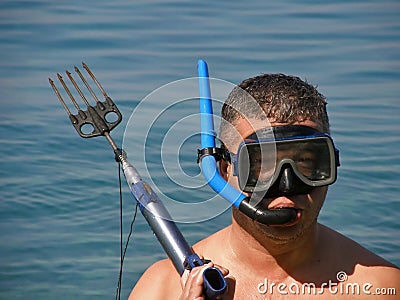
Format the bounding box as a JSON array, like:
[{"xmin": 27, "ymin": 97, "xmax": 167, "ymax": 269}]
[{"xmin": 129, "ymin": 74, "xmax": 399, "ymax": 299}]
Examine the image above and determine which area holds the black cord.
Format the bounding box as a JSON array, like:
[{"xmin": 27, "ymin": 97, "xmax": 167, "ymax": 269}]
[
  {"xmin": 116, "ymin": 162, "xmax": 139, "ymax": 300},
  {"xmin": 122, "ymin": 203, "xmax": 139, "ymax": 264},
  {"xmin": 116, "ymin": 163, "xmax": 123, "ymax": 300}
]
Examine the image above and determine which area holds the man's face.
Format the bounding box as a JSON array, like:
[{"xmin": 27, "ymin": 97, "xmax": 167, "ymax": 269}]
[{"xmin": 225, "ymin": 118, "xmax": 328, "ymax": 242}]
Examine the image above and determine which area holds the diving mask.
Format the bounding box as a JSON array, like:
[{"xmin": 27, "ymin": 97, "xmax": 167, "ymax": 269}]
[{"xmin": 229, "ymin": 125, "xmax": 340, "ymax": 194}]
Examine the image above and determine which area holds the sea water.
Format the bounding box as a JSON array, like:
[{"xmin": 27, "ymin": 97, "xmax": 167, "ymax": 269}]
[{"xmin": 0, "ymin": 0, "xmax": 399, "ymax": 299}]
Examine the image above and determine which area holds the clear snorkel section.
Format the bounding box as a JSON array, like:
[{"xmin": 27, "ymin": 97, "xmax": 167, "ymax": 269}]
[{"xmin": 197, "ymin": 60, "xmax": 297, "ymax": 225}]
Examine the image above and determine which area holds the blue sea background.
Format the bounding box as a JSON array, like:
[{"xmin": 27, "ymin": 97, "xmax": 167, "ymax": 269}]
[{"xmin": 1, "ymin": 0, "xmax": 399, "ymax": 299}]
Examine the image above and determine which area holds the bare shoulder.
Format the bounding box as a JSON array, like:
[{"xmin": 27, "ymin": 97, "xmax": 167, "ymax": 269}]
[
  {"xmin": 318, "ymin": 224, "xmax": 400, "ymax": 291},
  {"xmin": 319, "ymin": 224, "xmax": 396, "ymax": 265},
  {"xmin": 128, "ymin": 258, "xmax": 181, "ymax": 300},
  {"xmin": 353, "ymin": 263, "xmax": 400, "ymax": 296}
]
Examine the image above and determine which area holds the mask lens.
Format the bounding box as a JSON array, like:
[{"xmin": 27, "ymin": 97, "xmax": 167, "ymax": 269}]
[
  {"xmin": 237, "ymin": 141, "xmax": 275, "ymax": 191},
  {"xmin": 237, "ymin": 135, "xmax": 336, "ymax": 192},
  {"xmin": 276, "ymin": 138, "xmax": 332, "ymax": 182}
]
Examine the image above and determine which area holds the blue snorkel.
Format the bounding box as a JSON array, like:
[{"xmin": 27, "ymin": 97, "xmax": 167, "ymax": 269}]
[{"xmin": 197, "ymin": 60, "xmax": 297, "ymax": 225}]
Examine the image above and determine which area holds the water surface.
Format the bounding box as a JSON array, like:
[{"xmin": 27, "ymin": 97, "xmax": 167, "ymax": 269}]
[{"xmin": 0, "ymin": 1, "xmax": 399, "ymax": 299}]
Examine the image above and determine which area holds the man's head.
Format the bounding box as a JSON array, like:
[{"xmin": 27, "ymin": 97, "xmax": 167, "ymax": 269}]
[
  {"xmin": 218, "ymin": 73, "xmax": 335, "ymax": 243},
  {"xmin": 220, "ymin": 73, "xmax": 330, "ymax": 150}
]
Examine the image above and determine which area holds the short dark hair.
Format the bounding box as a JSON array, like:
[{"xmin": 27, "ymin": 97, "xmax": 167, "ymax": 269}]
[{"xmin": 220, "ymin": 74, "xmax": 330, "ymax": 148}]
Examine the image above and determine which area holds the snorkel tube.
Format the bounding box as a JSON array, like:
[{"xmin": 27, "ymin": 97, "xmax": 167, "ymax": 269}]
[{"xmin": 197, "ymin": 60, "xmax": 297, "ymax": 225}]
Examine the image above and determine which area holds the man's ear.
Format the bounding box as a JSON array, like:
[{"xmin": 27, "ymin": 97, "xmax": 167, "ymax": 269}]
[{"xmin": 219, "ymin": 159, "xmax": 230, "ymax": 181}]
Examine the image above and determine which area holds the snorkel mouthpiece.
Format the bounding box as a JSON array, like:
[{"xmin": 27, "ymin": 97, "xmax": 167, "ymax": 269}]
[
  {"xmin": 239, "ymin": 200, "xmax": 297, "ymax": 225},
  {"xmin": 198, "ymin": 60, "xmax": 297, "ymax": 226}
]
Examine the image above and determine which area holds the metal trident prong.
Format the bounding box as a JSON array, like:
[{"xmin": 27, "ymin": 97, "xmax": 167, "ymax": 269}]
[{"xmin": 49, "ymin": 63, "xmax": 122, "ymax": 138}]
